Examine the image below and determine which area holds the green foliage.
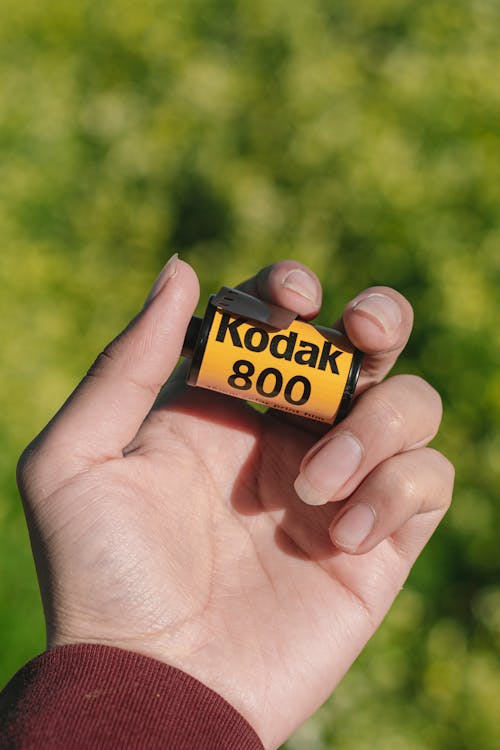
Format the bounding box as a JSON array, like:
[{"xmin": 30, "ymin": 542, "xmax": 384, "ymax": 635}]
[{"xmin": 1, "ymin": 1, "xmax": 498, "ymax": 747}]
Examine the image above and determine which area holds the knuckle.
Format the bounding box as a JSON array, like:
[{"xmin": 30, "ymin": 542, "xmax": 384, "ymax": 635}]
[
  {"xmin": 437, "ymin": 451, "xmax": 455, "ymax": 480},
  {"xmin": 391, "ymin": 374, "xmax": 444, "ymax": 433},
  {"xmin": 429, "ymin": 449, "xmax": 456, "ymax": 498},
  {"xmin": 395, "ymin": 374, "xmax": 442, "ymax": 410},
  {"xmin": 381, "ymin": 461, "xmax": 420, "ymax": 504},
  {"xmin": 91, "ymin": 344, "xmax": 159, "ymax": 399},
  {"xmin": 16, "ymin": 444, "xmax": 33, "ymax": 483},
  {"xmin": 16, "ymin": 440, "xmax": 42, "ymax": 492},
  {"xmin": 368, "ymin": 392, "xmax": 405, "ymax": 439},
  {"xmin": 86, "ymin": 343, "xmax": 119, "ymax": 380},
  {"xmin": 414, "ymin": 376, "xmax": 443, "ymax": 418},
  {"xmin": 399, "ymin": 469, "xmax": 420, "ymax": 505}
]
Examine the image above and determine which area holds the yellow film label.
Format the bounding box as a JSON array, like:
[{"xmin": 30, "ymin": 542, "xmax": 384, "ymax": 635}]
[{"xmin": 194, "ymin": 310, "xmax": 356, "ymax": 423}]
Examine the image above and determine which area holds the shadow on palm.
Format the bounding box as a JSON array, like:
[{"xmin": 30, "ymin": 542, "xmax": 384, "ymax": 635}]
[{"xmin": 151, "ymin": 384, "xmax": 350, "ymax": 564}]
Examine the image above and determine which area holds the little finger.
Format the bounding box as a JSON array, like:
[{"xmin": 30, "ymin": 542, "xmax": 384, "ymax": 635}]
[{"xmin": 329, "ymin": 448, "xmax": 455, "ymax": 555}]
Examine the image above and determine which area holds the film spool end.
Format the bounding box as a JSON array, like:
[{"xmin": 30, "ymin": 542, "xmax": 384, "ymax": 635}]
[
  {"xmin": 334, "ymin": 347, "xmax": 364, "ymax": 423},
  {"xmin": 182, "ymin": 316, "xmax": 202, "ymax": 359}
]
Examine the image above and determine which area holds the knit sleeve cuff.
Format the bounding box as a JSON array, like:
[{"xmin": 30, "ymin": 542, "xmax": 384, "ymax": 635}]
[{"xmin": 0, "ymin": 643, "xmax": 264, "ymax": 749}]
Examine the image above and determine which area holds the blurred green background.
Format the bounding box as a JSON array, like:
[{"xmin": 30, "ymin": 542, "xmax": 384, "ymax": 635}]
[{"xmin": 1, "ymin": 0, "xmax": 499, "ymax": 747}]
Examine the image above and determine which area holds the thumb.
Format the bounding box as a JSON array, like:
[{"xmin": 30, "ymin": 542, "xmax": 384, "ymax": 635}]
[{"xmin": 27, "ymin": 256, "xmax": 199, "ymax": 476}]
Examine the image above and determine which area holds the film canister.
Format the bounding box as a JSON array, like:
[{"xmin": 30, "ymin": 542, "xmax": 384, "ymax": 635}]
[{"xmin": 181, "ymin": 287, "xmax": 363, "ymax": 424}]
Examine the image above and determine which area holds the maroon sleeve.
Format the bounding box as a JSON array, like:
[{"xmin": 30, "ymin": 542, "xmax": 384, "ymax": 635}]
[{"xmin": 0, "ymin": 644, "xmax": 264, "ymax": 749}]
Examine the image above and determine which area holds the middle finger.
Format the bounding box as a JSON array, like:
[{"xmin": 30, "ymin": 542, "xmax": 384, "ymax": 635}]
[{"xmin": 293, "ymin": 374, "xmax": 443, "ymax": 506}]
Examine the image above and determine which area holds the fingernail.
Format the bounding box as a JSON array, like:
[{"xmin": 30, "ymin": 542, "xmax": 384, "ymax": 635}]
[
  {"xmin": 294, "ymin": 433, "xmax": 363, "ymax": 506},
  {"xmin": 351, "ymin": 293, "xmax": 402, "ymax": 334},
  {"xmin": 144, "ymin": 253, "xmax": 178, "ymax": 307},
  {"xmin": 331, "ymin": 503, "xmax": 376, "ymax": 552},
  {"xmin": 281, "ymin": 269, "xmax": 318, "ymax": 303}
]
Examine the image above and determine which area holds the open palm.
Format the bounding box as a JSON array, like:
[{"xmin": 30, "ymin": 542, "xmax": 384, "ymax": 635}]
[{"xmin": 17, "ymin": 259, "xmax": 453, "ymax": 749}]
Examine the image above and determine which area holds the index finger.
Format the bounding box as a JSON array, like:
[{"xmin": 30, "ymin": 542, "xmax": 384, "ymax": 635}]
[{"xmin": 236, "ymin": 260, "xmax": 322, "ymax": 320}]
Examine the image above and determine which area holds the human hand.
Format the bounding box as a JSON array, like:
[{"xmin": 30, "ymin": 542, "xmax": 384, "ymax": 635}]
[{"xmin": 17, "ymin": 258, "xmax": 454, "ymax": 749}]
